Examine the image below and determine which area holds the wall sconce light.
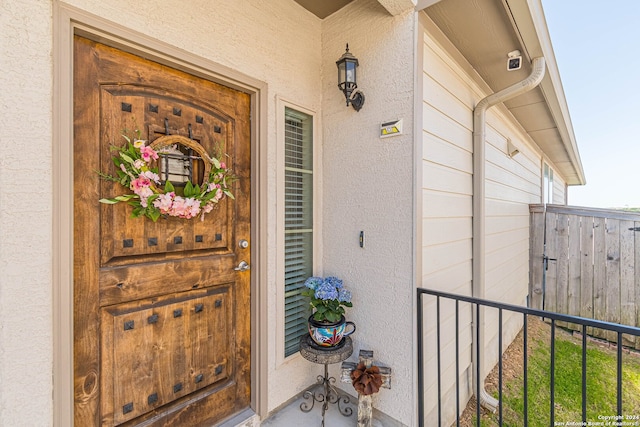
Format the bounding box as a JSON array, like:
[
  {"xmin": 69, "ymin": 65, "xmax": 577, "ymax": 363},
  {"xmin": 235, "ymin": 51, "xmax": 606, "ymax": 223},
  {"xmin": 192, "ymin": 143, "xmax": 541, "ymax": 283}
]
[{"xmin": 336, "ymin": 44, "xmax": 365, "ymax": 112}]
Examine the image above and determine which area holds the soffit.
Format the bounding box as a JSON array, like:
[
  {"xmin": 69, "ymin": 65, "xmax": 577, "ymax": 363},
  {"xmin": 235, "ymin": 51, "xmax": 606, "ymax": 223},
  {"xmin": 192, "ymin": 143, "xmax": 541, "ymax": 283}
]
[
  {"xmin": 425, "ymin": 0, "xmax": 585, "ymax": 185},
  {"xmin": 293, "ymin": 0, "xmax": 354, "ymax": 18}
]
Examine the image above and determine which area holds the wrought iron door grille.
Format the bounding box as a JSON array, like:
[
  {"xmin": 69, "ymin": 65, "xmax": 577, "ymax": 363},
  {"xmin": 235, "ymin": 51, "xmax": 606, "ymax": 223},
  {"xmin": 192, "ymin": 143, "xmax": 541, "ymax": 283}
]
[{"xmin": 158, "ymin": 151, "xmax": 199, "ymax": 187}]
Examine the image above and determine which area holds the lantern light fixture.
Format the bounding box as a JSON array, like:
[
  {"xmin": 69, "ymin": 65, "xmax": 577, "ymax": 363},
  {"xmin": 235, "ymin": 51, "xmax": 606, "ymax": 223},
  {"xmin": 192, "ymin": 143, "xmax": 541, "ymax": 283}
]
[{"xmin": 336, "ymin": 44, "xmax": 365, "ymax": 112}]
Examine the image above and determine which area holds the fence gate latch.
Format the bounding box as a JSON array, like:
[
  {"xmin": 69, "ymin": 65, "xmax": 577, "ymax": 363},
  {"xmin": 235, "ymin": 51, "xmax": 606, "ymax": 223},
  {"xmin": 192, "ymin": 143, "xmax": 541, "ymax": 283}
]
[{"xmin": 543, "ymin": 255, "xmax": 557, "ymax": 271}]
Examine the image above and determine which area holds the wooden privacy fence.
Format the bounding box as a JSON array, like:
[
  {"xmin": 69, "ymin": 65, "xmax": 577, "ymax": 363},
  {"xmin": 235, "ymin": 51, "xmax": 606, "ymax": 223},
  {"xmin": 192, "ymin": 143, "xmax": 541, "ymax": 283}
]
[{"xmin": 530, "ymin": 204, "xmax": 640, "ymax": 348}]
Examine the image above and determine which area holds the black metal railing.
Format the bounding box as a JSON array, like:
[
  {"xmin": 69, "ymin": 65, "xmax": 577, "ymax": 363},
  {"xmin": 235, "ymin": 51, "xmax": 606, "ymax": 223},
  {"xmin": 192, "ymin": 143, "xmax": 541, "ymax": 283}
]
[{"xmin": 417, "ymin": 288, "xmax": 640, "ymax": 427}]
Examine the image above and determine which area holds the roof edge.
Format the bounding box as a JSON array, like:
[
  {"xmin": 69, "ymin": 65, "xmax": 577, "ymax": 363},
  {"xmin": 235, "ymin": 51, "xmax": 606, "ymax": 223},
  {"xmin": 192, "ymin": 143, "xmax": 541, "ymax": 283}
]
[{"xmin": 504, "ymin": 0, "xmax": 586, "ymax": 185}]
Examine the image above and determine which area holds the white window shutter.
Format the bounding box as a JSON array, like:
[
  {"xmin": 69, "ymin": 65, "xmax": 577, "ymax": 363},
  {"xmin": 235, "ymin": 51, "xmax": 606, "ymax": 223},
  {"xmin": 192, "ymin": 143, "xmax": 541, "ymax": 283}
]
[{"xmin": 284, "ymin": 108, "xmax": 313, "ymax": 357}]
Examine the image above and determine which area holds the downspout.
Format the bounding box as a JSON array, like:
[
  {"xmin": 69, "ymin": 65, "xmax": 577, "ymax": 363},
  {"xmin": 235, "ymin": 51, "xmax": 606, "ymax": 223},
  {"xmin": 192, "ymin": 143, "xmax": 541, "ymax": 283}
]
[{"xmin": 472, "ymin": 56, "xmax": 545, "ymax": 411}]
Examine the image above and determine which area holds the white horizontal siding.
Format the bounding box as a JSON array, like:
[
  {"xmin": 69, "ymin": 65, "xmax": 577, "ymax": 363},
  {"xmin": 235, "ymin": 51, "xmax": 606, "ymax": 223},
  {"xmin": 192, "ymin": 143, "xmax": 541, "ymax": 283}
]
[
  {"xmin": 422, "ymin": 240, "xmax": 472, "ymax": 277},
  {"xmin": 423, "ymin": 190, "xmax": 472, "ymax": 218},
  {"xmin": 423, "ymin": 73, "xmax": 473, "ymax": 131},
  {"xmin": 423, "ymin": 217, "xmax": 471, "ymax": 246},
  {"xmin": 423, "ymin": 132, "xmax": 472, "ymax": 173},
  {"xmin": 481, "ymin": 103, "xmax": 543, "ymax": 378},
  {"xmin": 422, "ymin": 35, "xmax": 478, "ymax": 107},
  {"xmin": 423, "ymin": 161, "xmax": 472, "ymax": 195},
  {"xmin": 423, "ymin": 106, "xmax": 472, "ymax": 153},
  {"xmin": 553, "ymin": 171, "xmax": 567, "ymax": 204},
  {"xmin": 421, "ymin": 31, "xmax": 477, "ymax": 424},
  {"xmin": 421, "ymin": 35, "xmax": 475, "ymax": 292},
  {"xmin": 485, "ymin": 198, "xmax": 530, "ymax": 217},
  {"xmin": 419, "ymin": 18, "xmax": 563, "ymax": 425}
]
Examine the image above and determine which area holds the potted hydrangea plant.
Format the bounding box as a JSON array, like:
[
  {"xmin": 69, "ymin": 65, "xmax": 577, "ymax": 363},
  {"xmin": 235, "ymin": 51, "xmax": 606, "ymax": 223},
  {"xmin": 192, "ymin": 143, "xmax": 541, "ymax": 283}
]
[{"xmin": 302, "ymin": 276, "xmax": 356, "ymax": 347}]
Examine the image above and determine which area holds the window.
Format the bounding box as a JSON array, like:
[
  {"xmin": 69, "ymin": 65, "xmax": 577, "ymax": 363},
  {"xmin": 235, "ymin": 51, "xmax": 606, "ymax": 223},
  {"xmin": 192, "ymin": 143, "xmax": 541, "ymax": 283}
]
[{"xmin": 283, "ymin": 107, "xmax": 314, "ymax": 357}]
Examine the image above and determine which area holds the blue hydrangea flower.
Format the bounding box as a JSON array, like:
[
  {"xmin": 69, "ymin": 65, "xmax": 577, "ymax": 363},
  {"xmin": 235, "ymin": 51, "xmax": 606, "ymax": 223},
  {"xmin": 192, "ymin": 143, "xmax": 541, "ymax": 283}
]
[
  {"xmin": 338, "ymin": 288, "xmax": 352, "ymax": 303},
  {"xmin": 324, "ymin": 276, "xmax": 343, "ymax": 289},
  {"xmin": 302, "ymin": 275, "xmax": 353, "ymax": 323},
  {"xmin": 304, "ymin": 277, "xmax": 323, "ymax": 290},
  {"xmin": 314, "ymin": 282, "xmax": 339, "ymax": 301}
]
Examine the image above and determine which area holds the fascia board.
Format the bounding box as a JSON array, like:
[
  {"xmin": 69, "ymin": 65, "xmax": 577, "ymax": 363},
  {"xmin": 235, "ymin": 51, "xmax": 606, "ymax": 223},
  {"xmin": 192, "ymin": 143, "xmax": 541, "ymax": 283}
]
[{"xmin": 415, "ymin": 0, "xmax": 444, "ymax": 11}]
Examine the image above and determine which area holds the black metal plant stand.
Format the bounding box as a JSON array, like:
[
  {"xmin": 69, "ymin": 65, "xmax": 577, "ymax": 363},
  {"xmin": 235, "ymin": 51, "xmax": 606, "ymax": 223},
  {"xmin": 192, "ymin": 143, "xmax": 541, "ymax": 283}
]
[{"xmin": 299, "ymin": 335, "xmax": 354, "ymax": 426}]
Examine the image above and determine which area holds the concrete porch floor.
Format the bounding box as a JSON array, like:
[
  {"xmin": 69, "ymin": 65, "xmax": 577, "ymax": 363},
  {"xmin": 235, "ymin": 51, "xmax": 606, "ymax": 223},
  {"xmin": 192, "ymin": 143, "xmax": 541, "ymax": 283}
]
[{"xmin": 261, "ymin": 391, "xmax": 386, "ymax": 427}]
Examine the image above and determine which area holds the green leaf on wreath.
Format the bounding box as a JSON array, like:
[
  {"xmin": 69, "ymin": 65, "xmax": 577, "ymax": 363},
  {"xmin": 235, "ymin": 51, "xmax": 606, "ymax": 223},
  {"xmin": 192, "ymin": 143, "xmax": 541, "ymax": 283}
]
[
  {"xmin": 99, "ymin": 198, "xmax": 119, "ymax": 204},
  {"xmin": 120, "ymin": 152, "xmax": 135, "ymax": 165},
  {"xmin": 147, "ymin": 208, "xmax": 161, "ymax": 222},
  {"xmin": 184, "ymin": 181, "xmax": 195, "ymax": 197},
  {"xmin": 99, "ymin": 194, "xmax": 136, "ymax": 204}
]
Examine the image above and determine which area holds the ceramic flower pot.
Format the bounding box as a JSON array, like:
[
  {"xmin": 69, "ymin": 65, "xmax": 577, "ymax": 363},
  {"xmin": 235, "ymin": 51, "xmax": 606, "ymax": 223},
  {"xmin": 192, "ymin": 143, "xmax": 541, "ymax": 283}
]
[{"xmin": 308, "ymin": 315, "xmax": 356, "ymax": 347}]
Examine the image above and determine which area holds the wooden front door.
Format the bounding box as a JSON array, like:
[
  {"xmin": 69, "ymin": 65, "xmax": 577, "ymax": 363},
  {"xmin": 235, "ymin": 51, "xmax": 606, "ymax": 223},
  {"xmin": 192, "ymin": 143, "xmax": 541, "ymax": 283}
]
[{"xmin": 73, "ymin": 36, "xmax": 251, "ymax": 426}]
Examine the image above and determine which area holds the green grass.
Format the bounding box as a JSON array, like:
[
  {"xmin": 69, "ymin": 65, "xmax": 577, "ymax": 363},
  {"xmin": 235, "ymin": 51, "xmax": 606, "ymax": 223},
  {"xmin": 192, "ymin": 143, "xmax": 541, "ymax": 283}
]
[{"xmin": 472, "ymin": 321, "xmax": 640, "ymax": 426}]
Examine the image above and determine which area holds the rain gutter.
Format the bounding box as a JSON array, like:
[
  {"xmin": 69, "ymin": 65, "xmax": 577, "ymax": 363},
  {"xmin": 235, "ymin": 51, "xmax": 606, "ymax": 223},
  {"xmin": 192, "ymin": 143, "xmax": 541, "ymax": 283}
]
[{"xmin": 472, "ymin": 56, "xmax": 546, "ymax": 411}]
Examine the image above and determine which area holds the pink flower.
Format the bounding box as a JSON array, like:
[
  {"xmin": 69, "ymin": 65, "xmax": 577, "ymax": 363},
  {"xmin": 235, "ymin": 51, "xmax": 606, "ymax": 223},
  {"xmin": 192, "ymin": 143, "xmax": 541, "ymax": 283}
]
[
  {"xmin": 130, "ymin": 176, "xmax": 151, "ymax": 192},
  {"xmin": 220, "ymin": 162, "xmax": 226, "ymax": 169},
  {"xmin": 182, "ymin": 198, "xmax": 201, "ymax": 219},
  {"xmin": 153, "ymin": 192, "xmax": 175, "ymax": 214},
  {"xmin": 202, "ymin": 203, "xmax": 215, "ymax": 214},
  {"xmin": 158, "ymin": 196, "xmax": 196, "ymax": 218},
  {"xmin": 140, "ymin": 145, "xmax": 159, "ymax": 162},
  {"xmin": 141, "ymin": 170, "xmax": 160, "ymax": 184},
  {"xmin": 134, "ymin": 159, "xmax": 145, "ymax": 169},
  {"xmin": 169, "ymin": 196, "xmax": 187, "ymax": 217},
  {"xmin": 138, "ymin": 186, "xmax": 154, "ymax": 198},
  {"xmin": 138, "ymin": 187, "xmax": 154, "ymax": 207},
  {"xmin": 152, "ymin": 193, "xmax": 202, "ymax": 218}
]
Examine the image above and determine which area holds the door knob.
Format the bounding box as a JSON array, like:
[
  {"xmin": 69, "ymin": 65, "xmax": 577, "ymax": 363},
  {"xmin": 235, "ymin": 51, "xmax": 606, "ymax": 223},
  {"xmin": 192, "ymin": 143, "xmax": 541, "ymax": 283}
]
[{"xmin": 234, "ymin": 261, "xmax": 250, "ymax": 272}]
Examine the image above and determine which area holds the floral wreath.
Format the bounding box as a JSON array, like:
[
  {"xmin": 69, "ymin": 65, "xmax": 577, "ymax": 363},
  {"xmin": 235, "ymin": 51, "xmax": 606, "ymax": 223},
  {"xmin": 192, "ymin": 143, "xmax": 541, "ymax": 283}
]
[{"xmin": 98, "ymin": 133, "xmax": 235, "ymax": 222}]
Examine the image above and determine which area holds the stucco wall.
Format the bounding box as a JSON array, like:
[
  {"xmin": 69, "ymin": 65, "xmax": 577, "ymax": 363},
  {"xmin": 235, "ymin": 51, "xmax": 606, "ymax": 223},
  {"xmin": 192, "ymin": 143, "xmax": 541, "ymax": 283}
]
[
  {"xmin": 0, "ymin": 0, "xmax": 54, "ymax": 425},
  {"xmin": 321, "ymin": 1, "xmax": 416, "ymax": 425},
  {"xmin": 0, "ymin": 0, "xmax": 327, "ymax": 424},
  {"xmin": 1, "ymin": 0, "xmax": 422, "ymax": 424}
]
